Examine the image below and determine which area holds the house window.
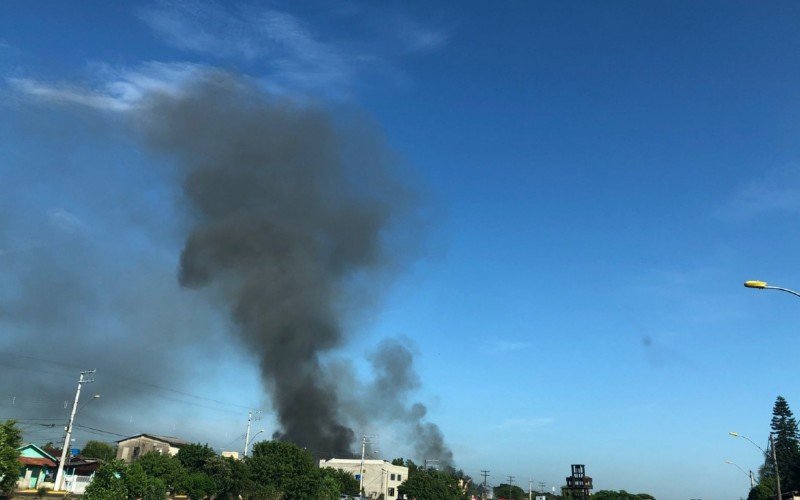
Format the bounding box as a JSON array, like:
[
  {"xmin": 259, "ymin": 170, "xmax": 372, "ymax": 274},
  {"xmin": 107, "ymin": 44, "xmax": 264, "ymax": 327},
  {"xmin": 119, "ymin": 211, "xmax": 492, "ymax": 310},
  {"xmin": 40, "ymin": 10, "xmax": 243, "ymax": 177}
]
[
  {"xmin": 391, "ymin": 473, "xmax": 395, "ymax": 480},
  {"xmin": 397, "ymin": 474, "xmax": 402, "ymax": 481},
  {"xmin": 132, "ymin": 446, "xmax": 140, "ymax": 459},
  {"xmin": 388, "ymin": 487, "xmax": 395, "ymax": 497}
]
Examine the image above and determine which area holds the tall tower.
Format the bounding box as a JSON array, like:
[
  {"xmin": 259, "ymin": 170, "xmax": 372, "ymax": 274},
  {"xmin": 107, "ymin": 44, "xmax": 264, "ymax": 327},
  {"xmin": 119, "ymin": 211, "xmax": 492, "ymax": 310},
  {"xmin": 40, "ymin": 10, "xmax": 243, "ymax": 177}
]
[{"xmin": 563, "ymin": 464, "xmax": 593, "ymax": 500}]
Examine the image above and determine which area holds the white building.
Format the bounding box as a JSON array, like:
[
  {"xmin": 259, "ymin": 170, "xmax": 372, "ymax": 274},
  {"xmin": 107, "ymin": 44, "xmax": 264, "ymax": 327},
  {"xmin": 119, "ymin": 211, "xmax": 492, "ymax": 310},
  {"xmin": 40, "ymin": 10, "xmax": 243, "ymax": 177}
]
[
  {"xmin": 319, "ymin": 458, "xmax": 408, "ymax": 499},
  {"xmin": 115, "ymin": 434, "xmax": 189, "ymax": 463}
]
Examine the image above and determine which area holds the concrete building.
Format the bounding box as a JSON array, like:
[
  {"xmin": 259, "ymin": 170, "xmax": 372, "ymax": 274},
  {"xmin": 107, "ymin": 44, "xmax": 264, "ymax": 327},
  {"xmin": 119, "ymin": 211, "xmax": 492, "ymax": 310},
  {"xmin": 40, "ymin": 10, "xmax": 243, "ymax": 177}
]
[
  {"xmin": 115, "ymin": 434, "xmax": 189, "ymax": 463},
  {"xmin": 319, "ymin": 458, "xmax": 408, "ymax": 499}
]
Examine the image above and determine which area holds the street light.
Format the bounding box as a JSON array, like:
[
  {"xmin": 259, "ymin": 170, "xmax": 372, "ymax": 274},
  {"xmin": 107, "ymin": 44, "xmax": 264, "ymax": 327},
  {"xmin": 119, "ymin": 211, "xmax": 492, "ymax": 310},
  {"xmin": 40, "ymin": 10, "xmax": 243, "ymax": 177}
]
[
  {"xmin": 246, "ymin": 429, "xmax": 265, "ymax": 455},
  {"xmin": 725, "ymin": 460, "xmax": 756, "ymax": 489},
  {"xmin": 729, "ymin": 431, "xmax": 781, "ymax": 499},
  {"xmin": 744, "ymin": 280, "xmax": 800, "ymax": 299},
  {"xmin": 76, "ymin": 394, "xmax": 100, "ymax": 415}
]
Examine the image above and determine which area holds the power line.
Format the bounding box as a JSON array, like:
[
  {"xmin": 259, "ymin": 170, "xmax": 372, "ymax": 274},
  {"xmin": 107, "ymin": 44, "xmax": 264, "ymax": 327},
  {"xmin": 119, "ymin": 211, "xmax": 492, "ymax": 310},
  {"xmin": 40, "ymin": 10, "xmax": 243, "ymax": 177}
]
[
  {"xmin": 73, "ymin": 423, "xmax": 127, "ymax": 438},
  {"xmin": 0, "ymin": 350, "xmax": 254, "ymax": 411}
]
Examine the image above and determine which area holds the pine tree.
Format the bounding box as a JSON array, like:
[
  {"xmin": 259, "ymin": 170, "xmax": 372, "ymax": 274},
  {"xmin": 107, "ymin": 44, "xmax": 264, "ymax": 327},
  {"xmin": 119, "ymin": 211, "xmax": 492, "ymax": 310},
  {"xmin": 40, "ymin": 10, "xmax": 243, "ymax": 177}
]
[{"xmin": 768, "ymin": 396, "xmax": 800, "ymax": 491}]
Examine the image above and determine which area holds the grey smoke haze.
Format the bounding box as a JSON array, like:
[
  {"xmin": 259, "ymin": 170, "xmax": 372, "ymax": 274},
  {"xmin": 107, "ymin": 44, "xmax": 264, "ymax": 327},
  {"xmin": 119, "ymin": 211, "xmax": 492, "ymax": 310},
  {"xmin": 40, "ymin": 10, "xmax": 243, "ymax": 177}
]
[
  {"xmin": 0, "ymin": 69, "xmax": 451, "ymax": 463},
  {"xmin": 0, "ymin": 147, "xmax": 236, "ymax": 444},
  {"xmin": 133, "ymin": 71, "xmax": 439, "ymax": 457}
]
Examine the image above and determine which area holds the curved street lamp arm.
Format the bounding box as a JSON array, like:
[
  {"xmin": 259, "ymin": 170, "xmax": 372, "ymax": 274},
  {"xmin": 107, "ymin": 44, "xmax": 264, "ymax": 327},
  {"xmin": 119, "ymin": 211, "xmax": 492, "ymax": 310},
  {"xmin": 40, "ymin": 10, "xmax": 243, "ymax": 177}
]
[
  {"xmin": 764, "ymin": 286, "xmax": 800, "ymax": 299},
  {"xmin": 741, "ymin": 434, "xmax": 768, "ymax": 456},
  {"xmin": 725, "ymin": 460, "xmax": 750, "ymax": 478}
]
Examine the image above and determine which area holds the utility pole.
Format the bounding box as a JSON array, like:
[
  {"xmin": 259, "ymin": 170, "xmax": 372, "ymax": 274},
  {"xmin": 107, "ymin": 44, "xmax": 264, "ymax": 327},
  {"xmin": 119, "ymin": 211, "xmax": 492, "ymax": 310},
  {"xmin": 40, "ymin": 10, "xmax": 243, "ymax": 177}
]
[
  {"xmin": 480, "ymin": 470, "xmax": 490, "ymax": 500},
  {"xmin": 748, "ymin": 469, "xmax": 756, "ymax": 489},
  {"xmin": 529, "ymin": 478, "xmax": 533, "ymax": 500},
  {"xmin": 243, "ymin": 410, "xmax": 261, "ymax": 457},
  {"xmin": 54, "ymin": 369, "xmax": 94, "ymax": 492},
  {"xmin": 770, "ymin": 433, "xmax": 782, "ymax": 500},
  {"xmin": 358, "ymin": 435, "xmax": 376, "ymax": 496},
  {"xmin": 538, "ymin": 481, "xmax": 546, "ymax": 493},
  {"xmin": 508, "ymin": 475, "xmax": 515, "ymax": 497}
]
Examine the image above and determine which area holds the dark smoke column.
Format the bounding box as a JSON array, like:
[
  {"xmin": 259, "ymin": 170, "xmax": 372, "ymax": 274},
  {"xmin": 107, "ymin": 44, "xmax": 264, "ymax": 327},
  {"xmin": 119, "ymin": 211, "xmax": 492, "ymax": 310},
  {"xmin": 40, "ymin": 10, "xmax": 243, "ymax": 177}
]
[{"xmin": 136, "ymin": 73, "xmax": 406, "ymax": 456}]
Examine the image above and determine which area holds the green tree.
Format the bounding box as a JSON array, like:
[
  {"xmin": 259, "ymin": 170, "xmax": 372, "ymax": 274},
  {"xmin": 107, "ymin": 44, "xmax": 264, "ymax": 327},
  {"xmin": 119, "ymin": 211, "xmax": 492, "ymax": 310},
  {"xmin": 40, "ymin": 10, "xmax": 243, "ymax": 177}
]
[
  {"xmin": 391, "ymin": 458, "xmax": 420, "ymax": 477},
  {"xmin": 83, "ymin": 460, "xmax": 129, "ymax": 500},
  {"xmin": 120, "ymin": 461, "xmax": 167, "ymax": 500},
  {"xmin": 180, "ymin": 471, "xmax": 216, "ymax": 500},
  {"xmin": 123, "ymin": 462, "xmax": 150, "ymax": 499},
  {"xmin": 201, "ymin": 454, "xmax": 255, "ymax": 499},
  {"xmin": 220, "ymin": 456, "xmax": 253, "ymax": 499},
  {"xmin": 0, "ymin": 420, "xmax": 22, "ymax": 495},
  {"xmin": 142, "ymin": 477, "xmax": 167, "ymax": 500},
  {"xmin": 592, "ymin": 491, "xmax": 656, "ymax": 500},
  {"xmin": 770, "ymin": 395, "xmax": 800, "ymax": 490},
  {"xmin": 137, "ymin": 451, "xmax": 187, "ymax": 494},
  {"xmin": 748, "ymin": 482, "xmax": 774, "ymax": 500},
  {"xmin": 82, "ymin": 440, "xmax": 117, "ymax": 462},
  {"xmin": 176, "ymin": 443, "xmax": 216, "ymax": 473},
  {"xmin": 248, "ymin": 440, "xmax": 320, "ymax": 499},
  {"xmin": 398, "ymin": 468, "xmax": 462, "ymax": 500},
  {"xmin": 317, "ymin": 470, "xmax": 341, "ymax": 500},
  {"xmin": 494, "ymin": 483, "xmax": 526, "ymax": 500},
  {"xmin": 320, "ymin": 467, "xmax": 359, "ymax": 496}
]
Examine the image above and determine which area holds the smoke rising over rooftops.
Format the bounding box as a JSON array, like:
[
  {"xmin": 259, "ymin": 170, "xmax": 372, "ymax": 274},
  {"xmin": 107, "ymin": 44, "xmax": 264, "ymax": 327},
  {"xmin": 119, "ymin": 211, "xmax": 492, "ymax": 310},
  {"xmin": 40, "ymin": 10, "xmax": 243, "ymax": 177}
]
[{"xmin": 130, "ymin": 71, "xmax": 451, "ymax": 461}]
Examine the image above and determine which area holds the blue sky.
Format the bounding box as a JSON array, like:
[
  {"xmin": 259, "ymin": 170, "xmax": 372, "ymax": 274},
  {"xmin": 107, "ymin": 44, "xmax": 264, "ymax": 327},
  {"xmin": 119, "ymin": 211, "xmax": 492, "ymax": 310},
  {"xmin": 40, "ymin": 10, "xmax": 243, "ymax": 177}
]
[{"xmin": 3, "ymin": 1, "xmax": 800, "ymax": 498}]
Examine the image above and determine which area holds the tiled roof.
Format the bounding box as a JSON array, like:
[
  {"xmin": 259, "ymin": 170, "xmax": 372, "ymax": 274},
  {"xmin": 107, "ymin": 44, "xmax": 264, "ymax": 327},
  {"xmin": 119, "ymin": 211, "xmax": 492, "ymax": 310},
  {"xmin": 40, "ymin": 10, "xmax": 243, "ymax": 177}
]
[
  {"xmin": 148, "ymin": 434, "xmax": 190, "ymax": 446},
  {"xmin": 19, "ymin": 456, "xmax": 56, "ymax": 467}
]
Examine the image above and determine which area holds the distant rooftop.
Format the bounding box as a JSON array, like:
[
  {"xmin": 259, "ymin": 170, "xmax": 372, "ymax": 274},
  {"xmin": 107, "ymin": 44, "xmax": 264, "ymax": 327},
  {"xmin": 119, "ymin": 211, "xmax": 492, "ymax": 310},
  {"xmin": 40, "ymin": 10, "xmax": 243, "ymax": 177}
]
[{"xmin": 116, "ymin": 433, "xmax": 190, "ymax": 447}]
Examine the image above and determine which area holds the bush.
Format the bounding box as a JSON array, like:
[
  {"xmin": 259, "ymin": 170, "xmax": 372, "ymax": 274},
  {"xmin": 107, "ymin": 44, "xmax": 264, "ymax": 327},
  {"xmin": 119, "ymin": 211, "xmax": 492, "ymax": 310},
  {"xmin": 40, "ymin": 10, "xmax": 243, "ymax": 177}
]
[
  {"xmin": 137, "ymin": 451, "xmax": 187, "ymax": 494},
  {"xmin": 248, "ymin": 441, "xmax": 319, "ymax": 499},
  {"xmin": 36, "ymin": 486, "xmax": 50, "ymax": 498},
  {"xmin": 142, "ymin": 477, "xmax": 167, "ymax": 500},
  {"xmin": 82, "ymin": 460, "xmax": 129, "ymax": 500},
  {"xmin": 181, "ymin": 472, "xmax": 216, "ymax": 500},
  {"xmin": 176, "ymin": 444, "xmax": 216, "ymax": 473}
]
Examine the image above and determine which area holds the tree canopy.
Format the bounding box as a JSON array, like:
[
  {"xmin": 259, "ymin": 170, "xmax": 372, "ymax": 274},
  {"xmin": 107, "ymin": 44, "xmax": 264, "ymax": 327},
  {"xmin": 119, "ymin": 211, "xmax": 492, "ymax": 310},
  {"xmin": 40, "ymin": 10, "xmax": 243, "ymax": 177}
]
[
  {"xmin": 747, "ymin": 396, "xmax": 800, "ymax": 498},
  {"xmin": 770, "ymin": 395, "xmax": 800, "ymax": 490},
  {"xmin": 398, "ymin": 468, "xmax": 465, "ymax": 500},
  {"xmin": 248, "ymin": 440, "xmax": 320, "ymax": 499},
  {"xmin": 177, "ymin": 443, "xmax": 217, "ymax": 473},
  {"xmin": 592, "ymin": 491, "xmax": 656, "ymax": 500},
  {"xmin": 0, "ymin": 420, "xmax": 22, "ymax": 495},
  {"xmin": 494, "ymin": 482, "xmax": 526, "ymax": 499},
  {"xmin": 81, "ymin": 440, "xmax": 117, "ymax": 462}
]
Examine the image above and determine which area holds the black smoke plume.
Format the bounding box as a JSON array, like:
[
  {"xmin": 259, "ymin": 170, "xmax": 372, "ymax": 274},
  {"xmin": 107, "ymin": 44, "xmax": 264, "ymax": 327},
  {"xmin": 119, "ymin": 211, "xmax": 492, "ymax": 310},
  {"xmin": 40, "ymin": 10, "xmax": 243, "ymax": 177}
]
[{"xmin": 134, "ymin": 72, "xmax": 413, "ymax": 456}]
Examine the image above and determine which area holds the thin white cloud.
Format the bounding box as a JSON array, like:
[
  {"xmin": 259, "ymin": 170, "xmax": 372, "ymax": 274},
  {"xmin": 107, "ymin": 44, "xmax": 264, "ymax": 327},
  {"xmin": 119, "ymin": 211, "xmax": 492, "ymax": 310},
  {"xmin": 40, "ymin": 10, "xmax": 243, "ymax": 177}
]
[
  {"xmin": 48, "ymin": 208, "xmax": 87, "ymax": 234},
  {"xmin": 393, "ymin": 16, "xmax": 450, "ymax": 53},
  {"xmin": 7, "ymin": 61, "xmax": 208, "ymax": 111},
  {"xmin": 7, "ymin": 77, "xmax": 132, "ymax": 111},
  {"xmin": 137, "ymin": 1, "xmax": 352, "ymax": 92}
]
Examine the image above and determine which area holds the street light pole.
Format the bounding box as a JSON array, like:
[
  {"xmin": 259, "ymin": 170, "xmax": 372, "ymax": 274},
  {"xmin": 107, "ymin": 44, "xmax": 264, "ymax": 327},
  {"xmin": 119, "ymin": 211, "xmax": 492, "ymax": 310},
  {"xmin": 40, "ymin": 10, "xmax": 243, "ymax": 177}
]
[
  {"xmin": 725, "ymin": 460, "xmax": 756, "ymax": 489},
  {"xmin": 54, "ymin": 370, "xmax": 94, "ymax": 492},
  {"xmin": 730, "ymin": 431, "xmax": 782, "ymax": 499},
  {"xmin": 770, "ymin": 434, "xmax": 783, "ymax": 500},
  {"xmin": 243, "ymin": 410, "xmax": 262, "ymax": 458}
]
